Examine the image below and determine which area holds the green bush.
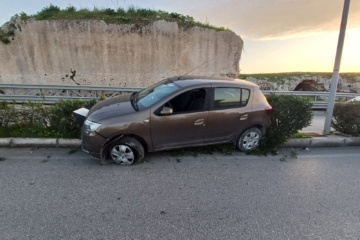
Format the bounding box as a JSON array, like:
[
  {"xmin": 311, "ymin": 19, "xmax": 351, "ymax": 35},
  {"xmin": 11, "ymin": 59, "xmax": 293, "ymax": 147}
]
[
  {"xmin": 48, "ymin": 100, "xmax": 88, "ymax": 138},
  {"xmin": 0, "ymin": 101, "xmax": 17, "ymax": 126},
  {"xmin": 0, "ymin": 101, "xmax": 48, "ymax": 127},
  {"xmin": 18, "ymin": 101, "xmax": 49, "ymax": 127},
  {"xmin": 0, "ymin": 99, "xmax": 98, "ymax": 138},
  {"xmin": 65, "ymin": 6, "xmax": 77, "ymax": 13},
  {"xmin": 0, "ymin": 30, "xmax": 12, "ymax": 44},
  {"xmin": 257, "ymin": 94, "xmax": 313, "ymax": 154},
  {"xmin": 332, "ymin": 102, "xmax": 360, "ymax": 136},
  {"xmin": 0, "ymin": 101, "xmax": 51, "ymax": 137},
  {"xmin": 36, "ymin": 4, "xmax": 61, "ymax": 19}
]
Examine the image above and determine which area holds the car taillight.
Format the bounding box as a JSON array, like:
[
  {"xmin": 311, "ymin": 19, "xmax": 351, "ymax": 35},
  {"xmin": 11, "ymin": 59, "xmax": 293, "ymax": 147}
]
[{"xmin": 265, "ymin": 106, "xmax": 272, "ymax": 117}]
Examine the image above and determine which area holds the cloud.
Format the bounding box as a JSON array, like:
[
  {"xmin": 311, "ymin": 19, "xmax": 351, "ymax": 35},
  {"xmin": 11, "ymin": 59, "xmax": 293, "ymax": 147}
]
[{"xmin": 192, "ymin": 0, "xmax": 360, "ymax": 39}]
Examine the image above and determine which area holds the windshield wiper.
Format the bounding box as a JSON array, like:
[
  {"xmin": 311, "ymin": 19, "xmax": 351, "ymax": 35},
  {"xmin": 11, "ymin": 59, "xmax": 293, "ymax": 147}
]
[{"xmin": 130, "ymin": 92, "xmax": 139, "ymax": 111}]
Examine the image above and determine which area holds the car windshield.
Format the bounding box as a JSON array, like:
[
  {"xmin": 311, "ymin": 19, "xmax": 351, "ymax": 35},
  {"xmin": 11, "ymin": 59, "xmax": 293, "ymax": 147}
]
[{"xmin": 137, "ymin": 79, "xmax": 180, "ymax": 108}]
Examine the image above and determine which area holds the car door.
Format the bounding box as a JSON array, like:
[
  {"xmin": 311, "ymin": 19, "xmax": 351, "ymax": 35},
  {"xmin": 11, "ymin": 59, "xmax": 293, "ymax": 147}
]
[
  {"xmin": 205, "ymin": 87, "xmax": 253, "ymax": 144},
  {"xmin": 150, "ymin": 88, "xmax": 209, "ymax": 151}
]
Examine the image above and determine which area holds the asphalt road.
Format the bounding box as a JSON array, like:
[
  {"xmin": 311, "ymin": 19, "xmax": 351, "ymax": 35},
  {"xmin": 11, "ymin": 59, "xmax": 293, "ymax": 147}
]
[
  {"xmin": 302, "ymin": 111, "xmax": 327, "ymax": 132},
  {"xmin": 1, "ymin": 147, "xmax": 360, "ymax": 240}
]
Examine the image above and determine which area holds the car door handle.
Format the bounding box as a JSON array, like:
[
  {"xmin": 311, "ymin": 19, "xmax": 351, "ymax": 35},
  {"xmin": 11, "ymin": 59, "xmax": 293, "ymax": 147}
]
[
  {"xmin": 240, "ymin": 114, "xmax": 248, "ymax": 121},
  {"xmin": 194, "ymin": 119, "xmax": 205, "ymax": 126}
]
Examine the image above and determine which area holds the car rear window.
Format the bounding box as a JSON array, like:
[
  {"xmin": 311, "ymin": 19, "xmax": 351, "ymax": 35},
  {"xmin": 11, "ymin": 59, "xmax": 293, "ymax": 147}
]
[{"xmin": 214, "ymin": 88, "xmax": 250, "ymax": 109}]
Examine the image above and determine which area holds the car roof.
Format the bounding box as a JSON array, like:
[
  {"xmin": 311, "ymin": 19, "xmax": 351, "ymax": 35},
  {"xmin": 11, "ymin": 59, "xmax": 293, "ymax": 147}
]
[{"xmin": 168, "ymin": 75, "xmax": 258, "ymax": 88}]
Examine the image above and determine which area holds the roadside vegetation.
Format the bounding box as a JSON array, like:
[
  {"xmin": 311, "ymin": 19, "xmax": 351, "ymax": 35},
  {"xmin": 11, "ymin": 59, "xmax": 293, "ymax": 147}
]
[
  {"xmin": 0, "ymin": 22, "xmax": 16, "ymax": 44},
  {"xmin": 332, "ymin": 102, "xmax": 360, "ymax": 136},
  {"xmin": 1, "ymin": 4, "xmax": 226, "ymax": 44},
  {"xmin": 0, "ymin": 100, "xmax": 96, "ymax": 138},
  {"xmin": 1, "ymin": 94, "xmax": 358, "ymax": 155},
  {"xmin": 291, "ymin": 132, "xmax": 312, "ymax": 138},
  {"xmin": 256, "ymin": 94, "xmax": 313, "ymax": 154},
  {"xmin": 0, "ymin": 94, "xmax": 314, "ymax": 155}
]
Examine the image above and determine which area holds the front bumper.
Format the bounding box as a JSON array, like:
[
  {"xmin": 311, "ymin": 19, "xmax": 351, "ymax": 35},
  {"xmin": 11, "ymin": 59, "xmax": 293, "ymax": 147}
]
[{"xmin": 81, "ymin": 129, "xmax": 107, "ymax": 160}]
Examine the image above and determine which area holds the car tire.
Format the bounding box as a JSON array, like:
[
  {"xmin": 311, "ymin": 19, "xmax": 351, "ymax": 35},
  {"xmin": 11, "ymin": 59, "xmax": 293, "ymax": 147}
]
[
  {"xmin": 236, "ymin": 127, "xmax": 262, "ymax": 152},
  {"xmin": 108, "ymin": 137, "xmax": 145, "ymax": 165}
]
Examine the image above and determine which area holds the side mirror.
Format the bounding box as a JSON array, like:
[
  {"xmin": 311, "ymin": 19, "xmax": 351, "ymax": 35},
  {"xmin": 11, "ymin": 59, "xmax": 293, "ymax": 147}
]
[{"xmin": 160, "ymin": 106, "xmax": 173, "ymax": 115}]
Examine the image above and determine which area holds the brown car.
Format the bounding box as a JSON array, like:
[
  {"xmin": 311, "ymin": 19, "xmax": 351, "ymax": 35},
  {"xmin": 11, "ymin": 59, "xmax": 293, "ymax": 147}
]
[{"xmin": 81, "ymin": 75, "xmax": 272, "ymax": 165}]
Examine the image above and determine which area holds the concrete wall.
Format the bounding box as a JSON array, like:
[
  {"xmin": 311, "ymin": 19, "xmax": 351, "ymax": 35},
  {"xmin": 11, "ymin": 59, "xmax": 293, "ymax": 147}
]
[{"xmin": 0, "ymin": 19, "xmax": 243, "ymax": 87}]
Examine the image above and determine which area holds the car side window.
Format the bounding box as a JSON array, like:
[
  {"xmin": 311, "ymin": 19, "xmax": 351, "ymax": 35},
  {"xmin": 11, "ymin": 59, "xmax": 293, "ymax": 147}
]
[
  {"xmin": 214, "ymin": 88, "xmax": 250, "ymax": 109},
  {"xmin": 166, "ymin": 88, "xmax": 207, "ymax": 114},
  {"xmin": 241, "ymin": 89, "xmax": 250, "ymax": 106}
]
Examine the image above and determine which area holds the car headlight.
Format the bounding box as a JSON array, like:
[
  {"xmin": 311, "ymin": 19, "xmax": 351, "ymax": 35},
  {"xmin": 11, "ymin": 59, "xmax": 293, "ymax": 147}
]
[{"xmin": 84, "ymin": 119, "xmax": 101, "ymax": 132}]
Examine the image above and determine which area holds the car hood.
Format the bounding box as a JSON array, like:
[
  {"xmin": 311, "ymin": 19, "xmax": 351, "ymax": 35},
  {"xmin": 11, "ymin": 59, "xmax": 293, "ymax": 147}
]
[{"xmin": 87, "ymin": 93, "xmax": 136, "ymax": 122}]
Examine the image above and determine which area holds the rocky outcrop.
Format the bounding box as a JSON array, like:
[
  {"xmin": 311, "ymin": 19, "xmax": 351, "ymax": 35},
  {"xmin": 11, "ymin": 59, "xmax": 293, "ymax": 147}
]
[
  {"xmin": 0, "ymin": 19, "xmax": 243, "ymax": 87},
  {"xmin": 243, "ymin": 74, "xmax": 360, "ymax": 93}
]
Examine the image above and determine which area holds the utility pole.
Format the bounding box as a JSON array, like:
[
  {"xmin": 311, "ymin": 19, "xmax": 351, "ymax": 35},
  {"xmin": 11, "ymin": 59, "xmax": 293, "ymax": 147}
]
[{"xmin": 323, "ymin": 0, "xmax": 351, "ymax": 134}]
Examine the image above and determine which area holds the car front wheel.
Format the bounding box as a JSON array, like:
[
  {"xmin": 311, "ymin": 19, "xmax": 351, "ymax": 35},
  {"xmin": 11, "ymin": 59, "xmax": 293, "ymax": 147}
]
[
  {"xmin": 236, "ymin": 128, "xmax": 262, "ymax": 152},
  {"xmin": 108, "ymin": 137, "xmax": 145, "ymax": 165}
]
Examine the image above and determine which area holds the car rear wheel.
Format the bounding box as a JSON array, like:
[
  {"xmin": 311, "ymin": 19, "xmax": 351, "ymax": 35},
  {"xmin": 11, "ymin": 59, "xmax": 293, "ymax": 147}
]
[
  {"xmin": 108, "ymin": 137, "xmax": 145, "ymax": 165},
  {"xmin": 237, "ymin": 128, "xmax": 262, "ymax": 152}
]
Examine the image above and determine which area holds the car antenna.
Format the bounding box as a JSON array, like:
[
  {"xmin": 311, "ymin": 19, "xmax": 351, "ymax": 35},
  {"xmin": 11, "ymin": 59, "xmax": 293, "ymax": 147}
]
[{"xmin": 177, "ymin": 56, "xmax": 217, "ymax": 80}]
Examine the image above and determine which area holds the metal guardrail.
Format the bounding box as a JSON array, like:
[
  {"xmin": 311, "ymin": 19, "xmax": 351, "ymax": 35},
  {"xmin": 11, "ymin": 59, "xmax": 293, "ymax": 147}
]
[
  {"xmin": 0, "ymin": 84, "xmax": 143, "ymax": 104},
  {"xmin": 262, "ymin": 90, "xmax": 358, "ymax": 98},
  {"xmin": 0, "ymin": 95, "xmax": 98, "ymax": 105},
  {"xmin": 0, "ymin": 84, "xmax": 358, "ymax": 109},
  {"xmin": 262, "ymin": 90, "xmax": 359, "ymax": 109},
  {"xmin": 0, "ymin": 83, "xmax": 143, "ymax": 92}
]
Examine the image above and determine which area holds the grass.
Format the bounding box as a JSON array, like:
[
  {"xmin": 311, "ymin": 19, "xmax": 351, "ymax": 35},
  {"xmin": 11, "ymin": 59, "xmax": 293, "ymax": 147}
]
[
  {"xmin": 0, "ymin": 125, "xmax": 78, "ymax": 139},
  {"xmin": 19, "ymin": 4, "xmax": 226, "ymax": 31},
  {"xmin": 0, "ymin": 126, "xmax": 55, "ymax": 138},
  {"xmin": 291, "ymin": 132, "xmax": 312, "ymax": 138},
  {"xmin": 1, "ymin": 4, "xmax": 227, "ymax": 44}
]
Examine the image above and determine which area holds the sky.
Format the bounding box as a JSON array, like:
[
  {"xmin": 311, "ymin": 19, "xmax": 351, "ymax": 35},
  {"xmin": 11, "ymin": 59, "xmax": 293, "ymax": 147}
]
[{"xmin": 0, "ymin": 0, "xmax": 359, "ymax": 74}]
